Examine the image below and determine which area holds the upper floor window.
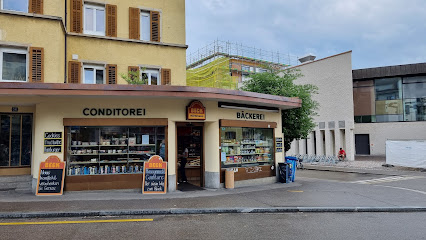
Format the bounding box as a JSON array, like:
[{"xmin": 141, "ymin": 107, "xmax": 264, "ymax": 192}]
[
  {"xmin": 84, "ymin": 4, "xmax": 105, "ymax": 36},
  {"xmin": 1, "ymin": 0, "xmax": 28, "ymax": 13},
  {"xmin": 140, "ymin": 11, "xmax": 151, "ymax": 41},
  {"xmin": 0, "ymin": 47, "xmax": 27, "ymax": 82},
  {"xmin": 141, "ymin": 68, "xmax": 160, "ymax": 85},
  {"xmin": 83, "ymin": 64, "xmax": 104, "ymax": 84},
  {"xmin": 129, "ymin": 7, "xmax": 160, "ymax": 42}
]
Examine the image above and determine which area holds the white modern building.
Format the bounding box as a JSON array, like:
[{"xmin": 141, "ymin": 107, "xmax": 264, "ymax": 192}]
[
  {"xmin": 287, "ymin": 51, "xmax": 355, "ymax": 160},
  {"xmin": 288, "ymin": 55, "xmax": 426, "ymax": 160}
]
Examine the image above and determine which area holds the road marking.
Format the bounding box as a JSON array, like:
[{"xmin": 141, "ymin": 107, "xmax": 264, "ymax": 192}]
[
  {"xmin": 288, "ymin": 190, "xmax": 304, "ymax": 192},
  {"xmin": 374, "ymin": 185, "xmax": 426, "ymax": 195},
  {"xmin": 0, "ymin": 219, "xmax": 153, "ymax": 226},
  {"xmin": 352, "ymin": 176, "xmax": 425, "ymax": 184}
]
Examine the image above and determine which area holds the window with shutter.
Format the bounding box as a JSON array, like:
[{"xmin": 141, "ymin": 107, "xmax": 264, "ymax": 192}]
[
  {"xmin": 29, "ymin": 47, "xmax": 44, "ymax": 83},
  {"xmin": 70, "ymin": 0, "xmax": 83, "ymax": 33},
  {"xmin": 29, "ymin": 0, "xmax": 43, "ymax": 14},
  {"xmin": 129, "ymin": 8, "xmax": 140, "ymax": 39},
  {"xmin": 68, "ymin": 61, "xmax": 81, "ymax": 84},
  {"xmin": 106, "ymin": 64, "xmax": 117, "ymax": 84},
  {"xmin": 161, "ymin": 68, "xmax": 171, "ymax": 85},
  {"xmin": 106, "ymin": 4, "xmax": 117, "ymax": 37},
  {"xmin": 151, "ymin": 11, "xmax": 160, "ymax": 42}
]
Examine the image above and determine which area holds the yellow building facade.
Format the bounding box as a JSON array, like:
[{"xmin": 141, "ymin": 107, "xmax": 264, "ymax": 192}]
[{"xmin": 0, "ymin": 0, "xmax": 300, "ymax": 193}]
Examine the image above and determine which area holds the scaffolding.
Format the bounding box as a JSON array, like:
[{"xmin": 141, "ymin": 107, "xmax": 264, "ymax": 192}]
[
  {"xmin": 187, "ymin": 40, "xmax": 299, "ymax": 69},
  {"xmin": 186, "ymin": 40, "xmax": 299, "ymax": 89}
]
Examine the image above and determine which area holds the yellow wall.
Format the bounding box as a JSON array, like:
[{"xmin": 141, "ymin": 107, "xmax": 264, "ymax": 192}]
[
  {"xmin": 31, "ymin": 97, "xmax": 283, "ymax": 179},
  {"xmin": 0, "ymin": 15, "xmax": 65, "ymax": 83},
  {"xmin": 44, "ymin": 0, "xmax": 65, "ymax": 19},
  {"xmin": 67, "ymin": 36, "xmax": 187, "ymax": 85},
  {"xmin": 66, "ymin": 0, "xmax": 185, "ymax": 45}
]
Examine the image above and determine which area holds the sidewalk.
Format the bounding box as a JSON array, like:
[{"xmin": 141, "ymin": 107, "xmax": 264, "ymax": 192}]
[{"xmin": 1, "ymin": 158, "xmax": 425, "ymax": 219}]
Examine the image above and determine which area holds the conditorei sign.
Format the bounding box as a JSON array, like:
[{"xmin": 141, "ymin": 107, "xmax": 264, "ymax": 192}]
[
  {"xmin": 186, "ymin": 100, "xmax": 206, "ymax": 120},
  {"xmin": 36, "ymin": 156, "xmax": 65, "ymax": 196},
  {"xmin": 83, "ymin": 108, "xmax": 146, "ymax": 116},
  {"xmin": 237, "ymin": 111, "xmax": 265, "ymax": 120},
  {"xmin": 143, "ymin": 155, "xmax": 167, "ymax": 194}
]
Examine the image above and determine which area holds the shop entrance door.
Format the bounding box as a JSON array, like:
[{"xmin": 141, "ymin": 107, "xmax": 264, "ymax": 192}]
[{"xmin": 176, "ymin": 123, "xmax": 204, "ymax": 190}]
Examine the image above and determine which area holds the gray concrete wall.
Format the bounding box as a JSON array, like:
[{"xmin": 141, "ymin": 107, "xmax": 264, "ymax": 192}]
[{"xmin": 355, "ymin": 122, "xmax": 426, "ymax": 156}]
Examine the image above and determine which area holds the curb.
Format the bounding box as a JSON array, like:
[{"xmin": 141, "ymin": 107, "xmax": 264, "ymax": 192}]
[{"xmin": 1, "ymin": 207, "xmax": 426, "ymax": 219}]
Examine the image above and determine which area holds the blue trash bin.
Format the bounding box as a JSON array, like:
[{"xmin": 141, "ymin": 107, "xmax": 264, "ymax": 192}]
[{"xmin": 285, "ymin": 156, "xmax": 297, "ymax": 182}]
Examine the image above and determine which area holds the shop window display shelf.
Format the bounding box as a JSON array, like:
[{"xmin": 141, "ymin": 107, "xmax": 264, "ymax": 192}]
[{"xmin": 67, "ymin": 126, "xmax": 164, "ymax": 177}]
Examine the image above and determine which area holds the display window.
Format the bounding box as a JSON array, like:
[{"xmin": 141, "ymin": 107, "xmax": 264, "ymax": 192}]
[
  {"xmin": 0, "ymin": 114, "xmax": 32, "ymax": 167},
  {"xmin": 220, "ymin": 127, "xmax": 274, "ymax": 168},
  {"xmin": 66, "ymin": 126, "xmax": 165, "ymax": 176}
]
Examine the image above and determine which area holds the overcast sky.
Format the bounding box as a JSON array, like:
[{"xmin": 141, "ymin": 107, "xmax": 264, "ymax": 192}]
[{"xmin": 186, "ymin": 0, "xmax": 426, "ymax": 69}]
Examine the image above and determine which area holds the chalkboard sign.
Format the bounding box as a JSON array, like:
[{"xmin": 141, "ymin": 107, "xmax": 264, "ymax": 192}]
[
  {"xmin": 44, "ymin": 132, "xmax": 62, "ymax": 153},
  {"xmin": 36, "ymin": 156, "xmax": 65, "ymax": 196},
  {"xmin": 143, "ymin": 155, "xmax": 167, "ymax": 194}
]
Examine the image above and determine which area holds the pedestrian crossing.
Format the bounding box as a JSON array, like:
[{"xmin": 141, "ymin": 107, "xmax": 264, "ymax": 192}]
[{"xmin": 352, "ymin": 176, "xmax": 425, "ymax": 184}]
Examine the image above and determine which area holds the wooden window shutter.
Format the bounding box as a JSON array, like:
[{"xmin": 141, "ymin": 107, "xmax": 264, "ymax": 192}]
[
  {"xmin": 128, "ymin": 66, "xmax": 139, "ymax": 81},
  {"xmin": 29, "ymin": 47, "xmax": 44, "ymax": 83},
  {"xmin": 150, "ymin": 11, "xmax": 160, "ymax": 42},
  {"xmin": 29, "ymin": 0, "xmax": 43, "ymax": 14},
  {"xmin": 129, "ymin": 7, "xmax": 140, "ymax": 39},
  {"xmin": 161, "ymin": 68, "xmax": 171, "ymax": 85},
  {"xmin": 106, "ymin": 4, "xmax": 117, "ymax": 37},
  {"xmin": 106, "ymin": 64, "xmax": 117, "ymax": 84},
  {"xmin": 68, "ymin": 61, "xmax": 81, "ymax": 84},
  {"xmin": 70, "ymin": 0, "xmax": 83, "ymax": 33}
]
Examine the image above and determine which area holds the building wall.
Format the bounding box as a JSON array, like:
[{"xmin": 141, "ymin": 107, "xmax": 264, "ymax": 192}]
[
  {"xmin": 287, "ymin": 51, "xmax": 355, "ymax": 160},
  {"xmin": 355, "ymin": 122, "xmax": 426, "ymax": 156},
  {"xmin": 65, "ymin": 0, "xmax": 186, "ymax": 85},
  {"xmin": 66, "ymin": 0, "xmax": 185, "ymax": 45},
  {"xmin": 0, "ymin": 14, "xmax": 65, "ymax": 83},
  {"xmin": 67, "ymin": 37, "xmax": 187, "ymax": 85}
]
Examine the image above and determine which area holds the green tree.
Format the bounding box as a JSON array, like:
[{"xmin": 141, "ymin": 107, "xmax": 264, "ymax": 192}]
[
  {"xmin": 120, "ymin": 68, "xmax": 148, "ymax": 85},
  {"xmin": 240, "ymin": 67, "xmax": 319, "ymax": 152}
]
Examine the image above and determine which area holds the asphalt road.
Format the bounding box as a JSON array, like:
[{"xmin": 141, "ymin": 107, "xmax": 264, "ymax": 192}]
[
  {"xmin": 1, "ymin": 170, "xmax": 425, "ymax": 214},
  {"xmin": 1, "ymin": 213, "xmax": 426, "ymax": 240}
]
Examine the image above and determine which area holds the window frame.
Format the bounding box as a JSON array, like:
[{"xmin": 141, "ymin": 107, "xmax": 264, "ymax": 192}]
[
  {"xmin": 83, "ymin": 3, "xmax": 106, "ymax": 36},
  {"xmin": 0, "ymin": 0, "xmax": 28, "ymax": 13},
  {"xmin": 140, "ymin": 68, "xmax": 161, "ymax": 85},
  {"xmin": 0, "ymin": 47, "xmax": 28, "ymax": 82},
  {"xmin": 82, "ymin": 64, "xmax": 105, "ymax": 84}
]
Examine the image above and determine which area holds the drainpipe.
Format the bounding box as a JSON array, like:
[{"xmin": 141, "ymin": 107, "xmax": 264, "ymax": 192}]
[{"xmin": 64, "ymin": 0, "xmax": 67, "ymax": 83}]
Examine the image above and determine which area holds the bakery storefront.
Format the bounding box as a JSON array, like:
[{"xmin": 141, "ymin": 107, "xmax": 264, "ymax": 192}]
[{"xmin": 0, "ymin": 83, "xmax": 301, "ymax": 193}]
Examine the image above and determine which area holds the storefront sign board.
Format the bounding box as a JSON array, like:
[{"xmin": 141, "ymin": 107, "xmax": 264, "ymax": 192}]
[
  {"xmin": 236, "ymin": 111, "xmax": 265, "ymax": 120},
  {"xmin": 187, "ymin": 100, "xmax": 206, "ymax": 120},
  {"xmin": 36, "ymin": 156, "xmax": 65, "ymax": 196},
  {"xmin": 44, "ymin": 132, "xmax": 62, "ymax": 153},
  {"xmin": 143, "ymin": 155, "xmax": 167, "ymax": 194},
  {"xmin": 276, "ymin": 137, "xmax": 283, "ymax": 153}
]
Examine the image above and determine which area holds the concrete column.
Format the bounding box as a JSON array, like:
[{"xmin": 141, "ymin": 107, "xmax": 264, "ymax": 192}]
[
  {"xmin": 307, "ymin": 132, "xmax": 314, "ymax": 155},
  {"xmin": 167, "ymin": 120, "xmax": 177, "ymax": 192},
  {"xmin": 204, "ymin": 121, "xmax": 220, "ymax": 189},
  {"xmin": 316, "ymin": 130, "xmax": 323, "ymax": 156}
]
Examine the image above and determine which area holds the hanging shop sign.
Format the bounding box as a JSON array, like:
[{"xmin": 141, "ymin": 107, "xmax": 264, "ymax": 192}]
[
  {"xmin": 36, "ymin": 156, "xmax": 65, "ymax": 196},
  {"xmin": 143, "ymin": 155, "xmax": 167, "ymax": 194},
  {"xmin": 82, "ymin": 108, "xmax": 146, "ymax": 117},
  {"xmin": 44, "ymin": 132, "xmax": 62, "ymax": 153},
  {"xmin": 236, "ymin": 111, "xmax": 265, "ymax": 120},
  {"xmin": 186, "ymin": 100, "xmax": 206, "ymax": 120},
  {"xmin": 276, "ymin": 137, "xmax": 283, "ymax": 153}
]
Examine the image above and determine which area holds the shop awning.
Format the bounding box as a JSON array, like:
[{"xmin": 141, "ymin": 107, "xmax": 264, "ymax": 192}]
[{"xmin": 0, "ymin": 83, "xmax": 301, "ymax": 110}]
